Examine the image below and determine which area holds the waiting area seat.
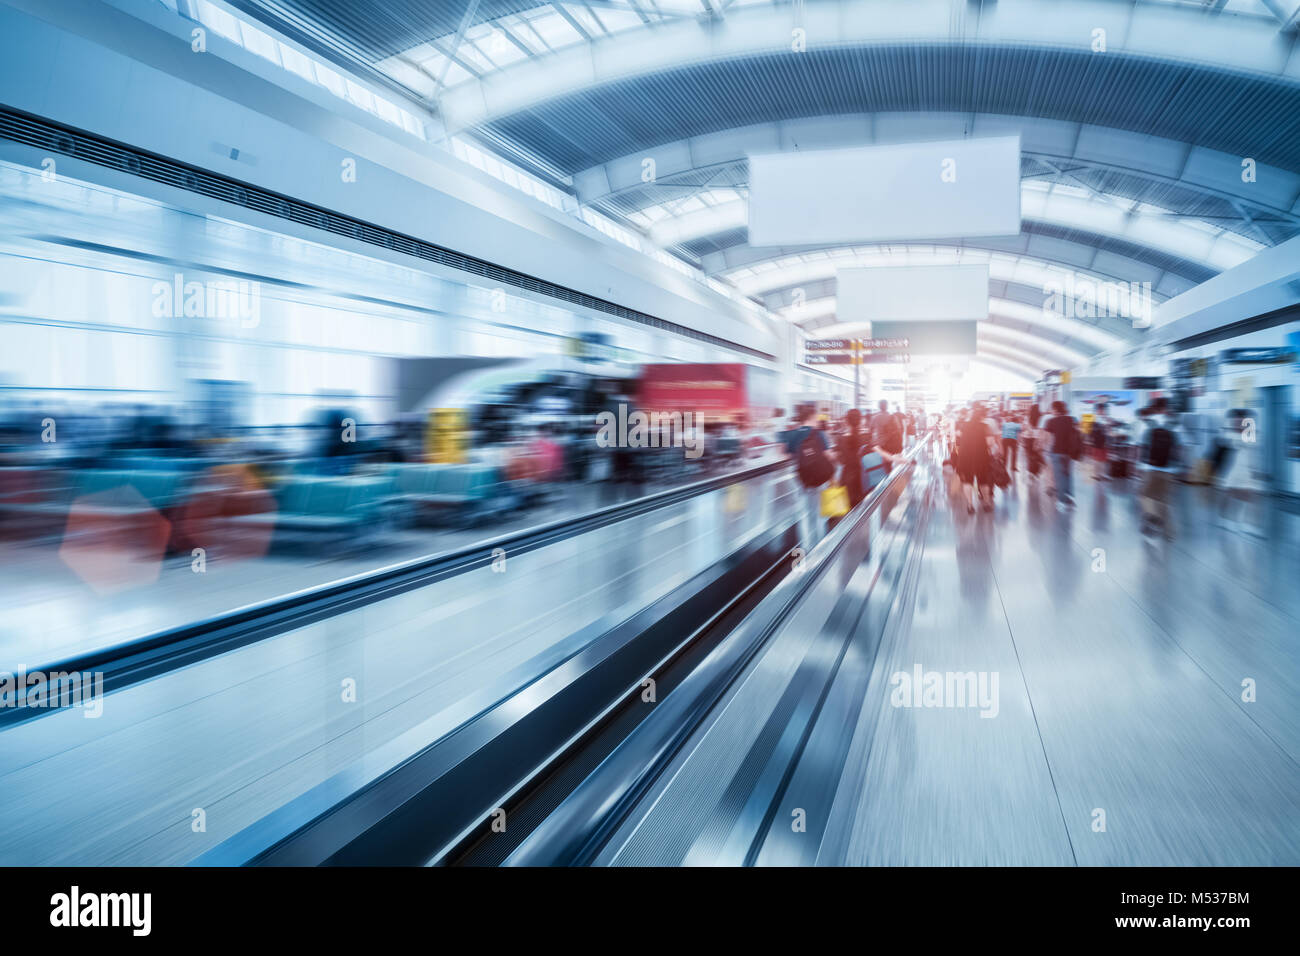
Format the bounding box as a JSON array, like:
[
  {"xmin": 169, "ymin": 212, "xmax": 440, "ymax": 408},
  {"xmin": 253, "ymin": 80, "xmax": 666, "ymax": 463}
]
[
  {"xmin": 112, "ymin": 456, "xmax": 211, "ymax": 472},
  {"xmin": 228, "ymin": 474, "xmax": 397, "ymax": 539},
  {"xmin": 0, "ymin": 468, "xmax": 189, "ymax": 518},
  {"xmin": 386, "ymin": 463, "xmax": 506, "ymax": 525},
  {"xmin": 0, "ymin": 461, "xmax": 507, "ymax": 543}
]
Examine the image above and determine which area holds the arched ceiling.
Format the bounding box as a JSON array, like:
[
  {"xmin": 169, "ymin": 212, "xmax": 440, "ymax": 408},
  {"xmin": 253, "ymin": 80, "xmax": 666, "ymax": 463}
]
[{"xmin": 227, "ymin": 0, "xmax": 1300, "ymax": 380}]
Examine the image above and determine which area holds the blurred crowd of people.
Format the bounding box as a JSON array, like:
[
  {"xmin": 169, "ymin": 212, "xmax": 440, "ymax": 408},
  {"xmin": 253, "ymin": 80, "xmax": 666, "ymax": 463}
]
[
  {"xmin": 765, "ymin": 394, "xmax": 1271, "ymax": 549},
  {"xmin": 4, "ymin": 389, "xmax": 1269, "ymax": 555},
  {"xmin": 778, "ymin": 400, "xmax": 925, "ymax": 544},
  {"xmin": 936, "ymin": 398, "xmax": 1266, "ymax": 540}
]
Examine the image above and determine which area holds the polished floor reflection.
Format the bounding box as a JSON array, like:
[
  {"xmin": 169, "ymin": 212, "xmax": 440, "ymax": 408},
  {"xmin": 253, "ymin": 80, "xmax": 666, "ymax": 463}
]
[{"xmin": 826, "ymin": 464, "xmax": 1300, "ymax": 865}]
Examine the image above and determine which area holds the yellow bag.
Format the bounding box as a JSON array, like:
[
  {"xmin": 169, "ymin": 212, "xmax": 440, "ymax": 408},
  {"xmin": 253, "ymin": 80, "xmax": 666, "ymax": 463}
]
[{"xmin": 820, "ymin": 484, "xmax": 850, "ymax": 518}]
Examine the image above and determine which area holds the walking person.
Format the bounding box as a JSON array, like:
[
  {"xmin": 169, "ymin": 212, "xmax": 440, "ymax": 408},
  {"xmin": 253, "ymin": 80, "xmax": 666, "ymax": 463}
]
[
  {"xmin": 1022, "ymin": 403, "xmax": 1048, "ymax": 492},
  {"xmin": 824, "ymin": 408, "xmax": 872, "ymax": 532},
  {"xmin": 1044, "ymin": 400, "xmax": 1082, "ymax": 509},
  {"xmin": 785, "ymin": 404, "xmax": 837, "ymax": 544},
  {"xmin": 1001, "ymin": 414, "xmax": 1022, "ymax": 473},
  {"xmin": 873, "ymin": 399, "xmax": 904, "ymax": 464},
  {"xmin": 944, "ymin": 407, "xmax": 966, "ymax": 474},
  {"xmin": 1136, "ymin": 399, "xmax": 1180, "ymax": 539},
  {"xmin": 836, "ymin": 409, "xmax": 868, "ymax": 509},
  {"xmin": 941, "ymin": 411, "xmax": 957, "ymax": 465},
  {"xmin": 956, "ymin": 402, "xmax": 996, "ymax": 513}
]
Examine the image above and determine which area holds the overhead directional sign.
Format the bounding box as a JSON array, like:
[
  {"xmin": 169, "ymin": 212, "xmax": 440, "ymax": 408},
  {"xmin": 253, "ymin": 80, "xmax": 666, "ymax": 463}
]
[
  {"xmin": 804, "ymin": 337, "xmax": 910, "ymax": 352},
  {"xmin": 804, "ymin": 352, "xmax": 910, "ymax": 366},
  {"xmin": 804, "ymin": 337, "xmax": 911, "ymax": 368},
  {"xmin": 870, "ymin": 321, "xmax": 975, "ymax": 356}
]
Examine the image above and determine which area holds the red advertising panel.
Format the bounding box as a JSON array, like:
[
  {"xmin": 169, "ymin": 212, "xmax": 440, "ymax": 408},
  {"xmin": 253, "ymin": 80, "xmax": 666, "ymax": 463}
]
[{"xmin": 638, "ymin": 364, "xmax": 749, "ymax": 421}]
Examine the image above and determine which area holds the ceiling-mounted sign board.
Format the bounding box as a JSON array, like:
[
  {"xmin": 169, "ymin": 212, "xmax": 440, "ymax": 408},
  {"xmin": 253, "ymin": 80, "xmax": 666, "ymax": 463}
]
[
  {"xmin": 837, "ymin": 264, "xmax": 990, "ymax": 322},
  {"xmin": 870, "ymin": 320, "xmax": 977, "ymax": 356},
  {"xmin": 748, "ymin": 136, "xmax": 1021, "ymax": 246}
]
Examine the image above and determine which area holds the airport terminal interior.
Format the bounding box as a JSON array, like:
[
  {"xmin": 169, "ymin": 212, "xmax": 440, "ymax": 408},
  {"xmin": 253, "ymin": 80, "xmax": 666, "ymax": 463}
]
[{"xmin": 0, "ymin": 0, "xmax": 1298, "ymax": 868}]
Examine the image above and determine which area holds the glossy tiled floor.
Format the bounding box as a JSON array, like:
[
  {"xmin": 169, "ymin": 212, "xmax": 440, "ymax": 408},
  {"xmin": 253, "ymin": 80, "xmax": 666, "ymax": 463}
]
[{"xmin": 821, "ymin": 466, "xmax": 1300, "ymax": 865}]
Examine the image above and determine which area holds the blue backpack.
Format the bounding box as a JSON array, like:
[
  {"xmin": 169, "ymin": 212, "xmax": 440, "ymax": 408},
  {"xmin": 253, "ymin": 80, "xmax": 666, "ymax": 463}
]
[{"xmin": 861, "ymin": 450, "xmax": 888, "ymax": 492}]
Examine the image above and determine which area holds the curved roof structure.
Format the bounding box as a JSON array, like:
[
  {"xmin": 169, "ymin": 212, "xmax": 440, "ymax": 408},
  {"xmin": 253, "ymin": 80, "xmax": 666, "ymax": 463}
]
[{"xmin": 228, "ymin": 0, "xmax": 1300, "ymax": 379}]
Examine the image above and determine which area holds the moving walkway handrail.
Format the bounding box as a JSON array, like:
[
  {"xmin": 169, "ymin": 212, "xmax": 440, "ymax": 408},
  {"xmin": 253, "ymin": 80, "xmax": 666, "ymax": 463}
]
[
  {"xmin": 2, "ymin": 456, "xmax": 790, "ymax": 724},
  {"xmin": 504, "ymin": 432, "xmax": 934, "ymax": 866},
  {"xmin": 192, "ymin": 437, "xmax": 926, "ymax": 866}
]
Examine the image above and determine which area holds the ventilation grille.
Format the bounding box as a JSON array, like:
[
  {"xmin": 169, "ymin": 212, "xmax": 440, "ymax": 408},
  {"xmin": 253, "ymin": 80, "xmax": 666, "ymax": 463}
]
[{"xmin": 0, "ymin": 106, "xmax": 772, "ymax": 361}]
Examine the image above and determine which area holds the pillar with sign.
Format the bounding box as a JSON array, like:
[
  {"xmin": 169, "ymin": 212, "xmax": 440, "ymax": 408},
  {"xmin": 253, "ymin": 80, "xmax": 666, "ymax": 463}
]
[{"xmin": 852, "ymin": 338, "xmax": 860, "ymax": 408}]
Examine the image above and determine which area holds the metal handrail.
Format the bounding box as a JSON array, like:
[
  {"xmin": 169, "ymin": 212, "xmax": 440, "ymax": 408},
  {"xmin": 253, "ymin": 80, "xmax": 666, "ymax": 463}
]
[{"xmin": 2, "ymin": 455, "xmax": 791, "ymax": 725}]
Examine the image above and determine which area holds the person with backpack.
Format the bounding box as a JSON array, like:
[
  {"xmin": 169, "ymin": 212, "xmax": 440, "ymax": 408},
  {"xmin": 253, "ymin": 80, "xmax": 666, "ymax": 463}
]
[
  {"xmin": 780, "ymin": 406, "xmax": 807, "ymax": 456},
  {"xmin": 873, "ymin": 399, "xmax": 903, "ymax": 470},
  {"xmin": 787, "ymin": 404, "xmax": 837, "ymax": 544},
  {"xmin": 1137, "ymin": 400, "xmax": 1179, "ymax": 538},
  {"xmin": 1044, "ymin": 400, "xmax": 1082, "ymax": 508}
]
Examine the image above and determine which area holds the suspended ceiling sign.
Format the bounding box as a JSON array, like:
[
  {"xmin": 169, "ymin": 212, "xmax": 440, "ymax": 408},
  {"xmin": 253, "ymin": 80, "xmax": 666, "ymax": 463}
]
[
  {"xmin": 805, "ymin": 337, "xmax": 911, "ymax": 351},
  {"xmin": 837, "ymin": 264, "xmax": 990, "ymax": 322},
  {"xmin": 803, "ymin": 352, "xmax": 910, "ymax": 365},
  {"xmin": 748, "ymin": 137, "xmax": 1021, "ymax": 245},
  {"xmin": 870, "ymin": 321, "xmax": 977, "ymax": 356},
  {"xmin": 803, "ymin": 337, "xmax": 911, "ymax": 364},
  {"xmin": 804, "ymin": 338, "xmax": 856, "ymax": 351}
]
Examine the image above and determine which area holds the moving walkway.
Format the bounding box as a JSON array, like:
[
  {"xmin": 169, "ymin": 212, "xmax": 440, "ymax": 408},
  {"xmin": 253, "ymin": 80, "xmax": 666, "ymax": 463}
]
[
  {"xmin": 199, "ymin": 438, "xmax": 934, "ymax": 866},
  {"xmin": 0, "ymin": 458, "xmax": 801, "ymax": 865}
]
